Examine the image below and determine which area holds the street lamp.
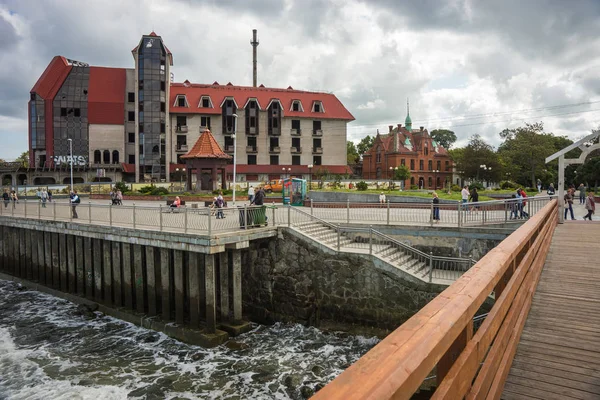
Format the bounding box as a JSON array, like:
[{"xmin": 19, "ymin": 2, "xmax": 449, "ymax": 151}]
[
  {"xmin": 67, "ymin": 138, "xmax": 73, "ymax": 193},
  {"xmin": 308, "ymin": 164, "xmax": 313, "ymax": 190},
  {"xmin": 433, "ymin": 169, "xmax": 439, "ymax": 189},
  {"xmin": 231, "ymin": 114, "xmax": 238, "ymax": 205},
  {"xmin": 480, "ymin": 164, "xmax": 491, "ymax": 187},
  {"xmin": 176, "ymin": 167, "xmax": 186, "ymax": 191}
]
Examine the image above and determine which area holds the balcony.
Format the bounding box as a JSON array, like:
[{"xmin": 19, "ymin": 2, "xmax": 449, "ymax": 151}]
[
  {"xmin": 270, "ymin": 146, "xmax": 281, "ymax": 153},
  {"xmin": 312, "ymin": 129, "xmax": 323, "ymax": 136},
  {"xmin": 199, "ymin": 126, "xmax": 210, "ymax": 133},
  {"xmin": 312, "ymin": 147, "xmax": 323, "ymax": 154},
  {"xmin": 290, "ymin": 128, "xmax": 302, "ymax": 136},
  {"xmin": 247, "ymin": 126, "xmax": 258, "ymax": 135},
  {"xmin": 290, "ymin": 147, "xmax": 302, "ymax": 154},
  {"xmin": 225, "ymin": 145, "xmax": 235, "ymax": 153},
  {"xmin": 176, "ymin": 125, "xmax": 188, "ymax": 133},
  {"xmin": 268, "ymin": 129, "xmax": 281, "ymax": 136},
  {"xmin": 246, "ymin": 146, "xmax": 258, "ymax": 153},
  {"xmin": 176, "ymin": 144, "xmax": 188, "ymax": 152}
]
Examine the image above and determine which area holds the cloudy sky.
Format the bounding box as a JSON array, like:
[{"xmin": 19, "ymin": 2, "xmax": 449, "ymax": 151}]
[{"xmin": 1, "ymin": 0, "xmax": 600, "ymax": 160}]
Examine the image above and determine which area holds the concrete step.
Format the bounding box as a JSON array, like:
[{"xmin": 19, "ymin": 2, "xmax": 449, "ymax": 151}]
[{"xmin": 403, "ymin": 258, "xmax": 424, "ymax": 272}]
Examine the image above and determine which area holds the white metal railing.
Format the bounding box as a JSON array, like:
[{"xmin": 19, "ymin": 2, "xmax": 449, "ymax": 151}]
[
  {"xmin": 0, "ymin": 196, "xmax": 557, "ymax": 238},
  {"xmin": 288, "ymin": 206, "xmax": 473, "ymax": 283}
]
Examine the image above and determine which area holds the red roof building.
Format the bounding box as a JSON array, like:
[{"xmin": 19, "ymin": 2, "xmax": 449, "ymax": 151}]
[
  {"xmin": 363, "ymin": 116, "xmax": 453, "ymax": 190},
  {"xmin": 28, "ymin": 32, "xmax": 353, "ymax": 186}
]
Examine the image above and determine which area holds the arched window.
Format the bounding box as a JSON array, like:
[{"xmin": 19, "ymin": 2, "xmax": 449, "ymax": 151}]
[
  {"xmin": 428, "ymin": 177, "xmax": 432, "ymax": 187},
  {"xmin": 428, "ymin": 160, "xmax": 432, "ymax": 171},
  {"xmin": 437, "ymin": 177, "xmax": 441, "ymax": 188},
  {"xmin": 103, "ymin": 150, "xmax": 110, "ymax": 164},
  {"xmin": 410, "ymin": 177, "xmax": 415, "ymax": 185},
  {"xmin": 424, "ymin": 146, "xmax": 428, "ymax": 156},
  {"xmin": 437, "ymin": 160, "xmax": 441, "ymax": 171},
  {"xmin": 94, "ymin": 150, "xmax": 101, "ymax": 164},
  {"xmin": 376, "ymin": 146, "xmax": 382, "ymax": 163},
  {"xmin": 112, "ymin": 150, "xmax": 119, "ymax": 164}
]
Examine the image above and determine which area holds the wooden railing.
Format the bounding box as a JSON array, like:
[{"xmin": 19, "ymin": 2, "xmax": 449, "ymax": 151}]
[{"xmin": 313, "ymin": 199, "xmax": 558, "ymax": 400}]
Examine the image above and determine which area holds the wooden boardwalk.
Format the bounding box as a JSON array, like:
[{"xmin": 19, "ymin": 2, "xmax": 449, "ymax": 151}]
[{"xmin": 503, "ymin": 222, "xmax": 600, "ymax": 400}]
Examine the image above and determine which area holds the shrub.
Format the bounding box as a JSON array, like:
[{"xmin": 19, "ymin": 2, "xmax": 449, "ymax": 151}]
[
  {"xmin": 410, "ymin": 184, "xmax": 418, "ymax": 190},
  {"xmin": 451, "ymin": 184, "xmax": 461, "ymax": 192},
  {"xmin": 212, "ymin": 189, "xmax": 233, "ymax": 196},
  {"xmin": 152, "ymin": 187, "xmax": 169, "ymax": 196},
  {"xmin": 138, "ymin": 185, "xmax": 155, "ymax": 194},
  {"xmin": 332, "ymin": 174, "xmax": 342, "ymax": 189},
  {"xmin": 469, "ymin": 181, "xmax": 485, "ymax": 191},
  {"xmin": 115, "ymin": 181, "xmax": 130, "ymax": 194},
  {"xmin": 500, "ymin": 180, "xmax": 518, "ymax": 190},
  {"xmin": 355, "ymin": 181, "xmax": 368, "ymax": 191}
]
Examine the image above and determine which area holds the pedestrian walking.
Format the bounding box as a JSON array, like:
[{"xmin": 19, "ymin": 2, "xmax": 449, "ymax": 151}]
[
  {"xmin": 583, "ymin": 192, "xmax": 595, "ymax": 221},
  {"xmin": 247, "ymin": 186, "xmax": 255, "ymax": 203},
  {"xmin": 537, "ymin": 179, "xmax": 542, "ymax": 193},
  {"xmin": 432, "ymin": 192, "xmax": 440, "ymax": 222},
  {"xmin": 215, "ymin": 193, "xmax": 225, "ymax": 219},
  {"xmin": 116, "ymin": 190, "xmax": 123, "ymax": 205},
  {"xmin": 10, "ymin": 190, "xmax": 18, "ymax": 208},
  {"xmin": 2, "ymin": 190, "xmax": 9, "ymax": 208},
  {"xmin": 41, "ymin": 189, "xmax": 48, "ymax": 208},
  {"xmin": 70, "ymin": 190, "xmax": 80, "ymax": 218},
  {"xmin": 469, "ymin": 187, "xmax": 479, "ymax": 212},
  {"xmin": 564, "ymin": 188, "xmax": 575, "ymax": 220},
  {"xmin": 578, "ymin": 183, "xmax": 586, "ymax": 205},
  {"xmin": 546, "ymin": 183, "xmax": 555, "ymax": 196},
  {"xmin": 461, "ymin": 185, "xmax": 469, "ymax": 209},
  {"xmin": 520, "ymin": 188, "xmax": 529, "ymax": 218},
  {"xmin": 509, "ymin": 194, "xmax": 519, "ymax": 219},
  {"xmin": 48, "ymin": 189, "xmax": 52, "ymax": 202}
]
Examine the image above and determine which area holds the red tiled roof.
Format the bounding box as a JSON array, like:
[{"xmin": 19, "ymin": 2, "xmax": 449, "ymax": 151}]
[
  {"xmin": 169, "ymin": 83, "xmax": 355, "ymax": 121},
  {"xmin": 181, "ymin": 130, "xmax": 232, "ymax": 160},
  {"xmin": 31, "ymin": 56, "xmax": 72, "ymax": 99},
  {"xmin": 121, "ymin": 163, "xmax": 135, "ymax": 173},
  {"xmin": 224, "ymin": 164, "xmax": 352, "ymax": 174},
  {"xmin": 88, "ymin": 66, "xmax": 126, "ymax": 125}
]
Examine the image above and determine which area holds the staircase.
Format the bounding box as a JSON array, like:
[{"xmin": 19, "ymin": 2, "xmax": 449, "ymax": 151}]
[{"xmin": 292, "ymin": 220, "xmax": 433, "ymax": 283}]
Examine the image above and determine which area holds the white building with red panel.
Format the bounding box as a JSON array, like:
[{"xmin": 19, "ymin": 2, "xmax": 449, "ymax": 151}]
[{"xmin": 27, "ymin": 32, "xmax": 354, "ymax": 185}]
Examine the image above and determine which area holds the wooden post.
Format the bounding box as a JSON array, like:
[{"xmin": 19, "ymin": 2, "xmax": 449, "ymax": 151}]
[
  {"xmin": 232, "ymin": 249, "xmax": 242, "ymax": 324},
  {"xmin": 437, "ymin": 320, "xmax": 474, "ymax": 385},
  {"xmin": 220, "ymin": 251, "xmax": 230, "ymax": 322},
  {"xmin": 145, "ymin": 246, "xmax": 157, "ymax": 316},
  {"xmin": 161, "ymin": 248, "xmax": 171, "ymax": 321},
  {"xmin": 174, "ymin": 250, "xmax": 184, "ymax": 325},
  {"xmin": 205, "ymin": 254, "xmax": 217, "ymax": 334}
]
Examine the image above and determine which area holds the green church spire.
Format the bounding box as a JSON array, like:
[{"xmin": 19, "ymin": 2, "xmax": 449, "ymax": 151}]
[{"xmin": 405, "ymin": 98, "xmax": 412, "ymax": 131}]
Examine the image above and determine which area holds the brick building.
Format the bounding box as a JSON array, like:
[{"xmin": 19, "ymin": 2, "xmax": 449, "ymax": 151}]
[
  {"xmin": 27, "ymin": 32, "xmax": 354, "ymax": 185},
  {"xmin": 362, "ymin": 105, "xmax": 452, "ymax": 189}
]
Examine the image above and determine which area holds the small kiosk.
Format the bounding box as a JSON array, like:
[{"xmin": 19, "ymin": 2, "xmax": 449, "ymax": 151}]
[{"xmin": 283, "ymin": 178, "xmax": 307, "ymax": 205}]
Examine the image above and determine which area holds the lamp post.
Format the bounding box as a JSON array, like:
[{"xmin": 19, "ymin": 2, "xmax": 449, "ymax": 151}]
[
  {"xmin": 67, "ymin": 138, "xmax": 73, "ymax": 193},
  {"xmin": 232, "ymin": 114, "xmax": 238, "ymax": 205},
  {"xmin": 176, "ymin": 168, "xmax": 186, "ymax": 191},
  {"xmin": 308, "ymin": 164, "xmax": 313, "ymax": 190},
  {"xmin": 433, "ymin": 169, "xmax": 439, "ymax": 189},
  {"xmin": 480, "ymin": 164, "xmax": 491, "ymax": 188}
]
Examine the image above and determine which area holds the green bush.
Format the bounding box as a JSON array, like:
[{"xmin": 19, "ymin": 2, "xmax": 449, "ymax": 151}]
[
  {"xmin": 355, "ymin": 181, "xmax": 368, "ymax": 191},
  {"xmin": 469, "ymin": 182, "xmax": 485, "ymax": 191},
  {"xmin": 138, "ymin": 185, "xmax": 155, "ymax": 194},
  {"xmin": 115, "ymin": 181, "xmax": 130, "ymax": 194},
  {"xmin": 212, "ymin": 189, "xmax": 233, "ymax": 196},
  {"xmin": 410, "ymin": 184, "xmax": 418, "ymax": 190},
  {"xmin": 332, "ymin": 175, "xmax": 342, "ymax": 189},
  {"xmin": 151, "ymin": 187, "xmax": 169, "ymax": 196},
  {"xmin": 500, "ymin": 180, "xmax": 518, "ymax": 190},
  {"xmin": 451, "ymin": 184, "xmax": 461, "ymax": 192}
]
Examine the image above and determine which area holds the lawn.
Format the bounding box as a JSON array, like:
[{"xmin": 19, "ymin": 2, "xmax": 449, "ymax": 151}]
[{"xmin": 310, "ymin": 188, "xmax": 494, "ymax": 201}]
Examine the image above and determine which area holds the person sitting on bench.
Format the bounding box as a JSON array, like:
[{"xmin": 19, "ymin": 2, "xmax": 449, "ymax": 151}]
[{"xmin": 170, "ymin": 196, "xmax": 181, "ymax": 211}]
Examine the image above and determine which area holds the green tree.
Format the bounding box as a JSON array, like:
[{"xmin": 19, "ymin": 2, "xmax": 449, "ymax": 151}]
[
  {"xmin": 347, "ymin": 141, "xmax": 359, "ymax": 164},
  {"xmin": 16, "ymin": 151, "xmax": 29, "ymax": 168},
  {"xmin": 393, "ymin": 165, "xmax": 411, "ymax": 181},
  {"xmin": 453, "ymin": 135, "xmax": 502, "ymax": 182},
  {"xmin": 498, "ymin": 122, "xmax": 574, "ymax": 188},
  {"xmin": 430, "ymin": 129, "xmax": 457, "ymax": 149},
  {"xmin": 576, "ymin": 156, "xmax": 600, "ymax": 190},
  {"xmin": 356, "ymin": 135, "xmax": 375, "ymax": 156}
]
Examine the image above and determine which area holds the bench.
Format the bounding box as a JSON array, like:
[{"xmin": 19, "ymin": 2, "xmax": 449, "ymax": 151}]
[
  {"xmin": 166, "ymin": 200, "xmax": 186, "ymax": 206},
  {"xmin": 204, "ymin": 201, "xmax": 228, "ymax": 207}
]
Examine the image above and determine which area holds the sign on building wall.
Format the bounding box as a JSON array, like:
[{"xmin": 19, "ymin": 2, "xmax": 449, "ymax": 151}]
[{"xmin": 52, "ymin": 155, "xmax": 87, "ymax": 166}]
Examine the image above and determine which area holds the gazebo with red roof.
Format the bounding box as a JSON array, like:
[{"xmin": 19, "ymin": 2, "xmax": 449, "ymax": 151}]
[{"xmin": 181, "ymin": 130, "xmax": 232, "ymax": 191}]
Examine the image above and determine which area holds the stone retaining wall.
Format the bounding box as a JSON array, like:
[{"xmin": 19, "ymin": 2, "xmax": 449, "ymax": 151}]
[{"xmin": 241, "ymin": 230, "xmax": 446, "ymax": 332}]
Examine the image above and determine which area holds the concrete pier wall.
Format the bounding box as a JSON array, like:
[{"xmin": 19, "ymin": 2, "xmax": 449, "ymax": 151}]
[{"xmin": 0, "ymin": 217, "xmax": 252, "ymax": 347}]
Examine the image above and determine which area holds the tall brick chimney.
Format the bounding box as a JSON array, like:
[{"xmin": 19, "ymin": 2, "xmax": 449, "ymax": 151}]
[{"xmin": 388, "ymin": 125, "xmax": 393, "ymax": 133}]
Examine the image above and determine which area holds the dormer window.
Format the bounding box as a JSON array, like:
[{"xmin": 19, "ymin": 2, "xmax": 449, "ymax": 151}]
[
  {"xmin": 291, "ymin": 100, "xmax": 304, "ymax": 112},
  {"xmin": 312, "ymin": 101, "xmax": 324, "ymax": 113},
  {"xmin": 199, "ymin": 96, "xmax": 213, "ymax": 108},
  {"xmin": 174, "ymin": 95, "xmax": 189, "ymax": 108}
]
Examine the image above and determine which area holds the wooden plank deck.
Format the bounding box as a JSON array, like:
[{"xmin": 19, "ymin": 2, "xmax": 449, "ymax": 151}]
[{"xmin": 502, "ymin": 222, "xmax": 600, "ymax": 400}]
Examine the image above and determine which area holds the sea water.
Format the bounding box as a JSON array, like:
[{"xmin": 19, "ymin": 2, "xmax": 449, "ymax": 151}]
[{"xmin": 0, "ymin": 280, "xmax": 378, "ymax": 399}]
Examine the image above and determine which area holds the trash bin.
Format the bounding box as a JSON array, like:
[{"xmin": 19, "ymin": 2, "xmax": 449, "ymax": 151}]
[{"xmin": 253, "ymin": 206, "xmax": 267, "ymax": 226}]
